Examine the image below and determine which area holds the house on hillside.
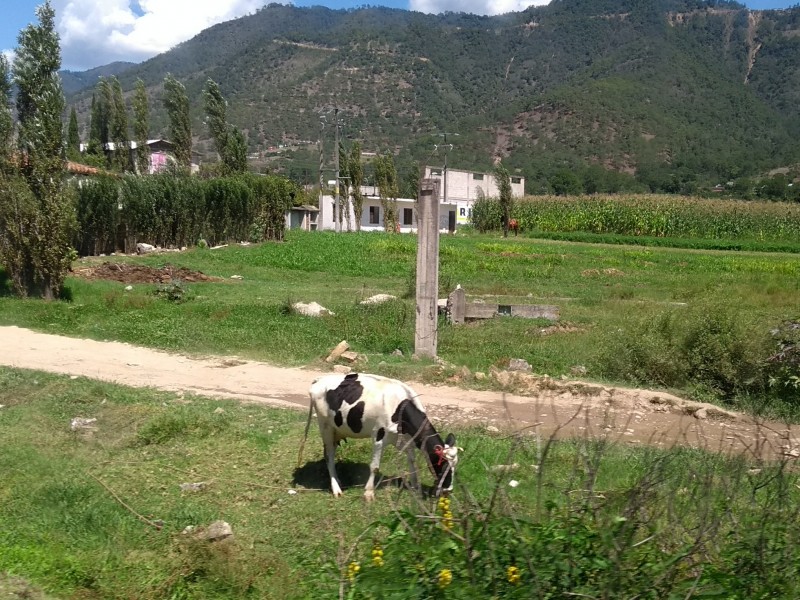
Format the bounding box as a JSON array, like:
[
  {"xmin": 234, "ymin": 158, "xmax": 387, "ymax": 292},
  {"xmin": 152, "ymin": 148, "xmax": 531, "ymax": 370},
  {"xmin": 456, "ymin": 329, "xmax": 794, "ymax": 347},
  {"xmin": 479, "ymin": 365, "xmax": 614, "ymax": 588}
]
[
  {"xmin": 422, "ymin": 166, "xmax": 525, "ymax": 227},
  {"xmin": 79, "ymin": 139, "xmax": 201, "ymax": 174}
]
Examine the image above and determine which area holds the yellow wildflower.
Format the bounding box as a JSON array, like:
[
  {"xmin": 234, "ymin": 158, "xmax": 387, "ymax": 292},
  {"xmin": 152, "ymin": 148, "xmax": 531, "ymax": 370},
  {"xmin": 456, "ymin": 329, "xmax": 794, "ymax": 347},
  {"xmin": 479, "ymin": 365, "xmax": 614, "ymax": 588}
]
[
  {"xmin": 438, "ymin": 568, "xmax": 453, "ymax": 588},
  {"xmin": 346, "ymin": 561, "xmax": 360, "ymax": 581},
  {"xmin": 506, "ymin": 565, "xmax": 521, "ymax": 585},
  {"xmin": 371, "ymin": 545, "xmax": 384, "ymax": 567}
]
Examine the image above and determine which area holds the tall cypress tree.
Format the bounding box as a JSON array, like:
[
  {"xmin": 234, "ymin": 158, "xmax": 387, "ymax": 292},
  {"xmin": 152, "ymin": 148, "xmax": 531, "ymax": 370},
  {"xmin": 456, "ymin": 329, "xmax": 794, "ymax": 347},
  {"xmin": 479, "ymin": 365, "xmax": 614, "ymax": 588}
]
[
  {"xmin": 132, "ymin": 78, "xmax": 150, "ymax": 174},
  {"xmin": 203, "ymin": 78, "xmax": 228, "ymax": 166},
  {"xmin": 495, "ymin": 162, "xmax": 513, "ymax": 238},
  {"xmin": 163, "ymin": 73, "xmax": 192, "ymax": 169},
  {"xmin": 349, "ymin": 141, "xmax": 364, "ymax": 231},
  {"xmin": 0, "ymin": 54, "xmax": 12, "ymax": 173},
  {"xmin": 110, "ymin": 76, "xmax": 129, "ymax": 171},
  {"xmin": 67, "ymin": 106, "xmax": 80, "ymax": 160},
  {"xmin": 1, "ymin": 1, "xmax": 74, "ymax": 299}
]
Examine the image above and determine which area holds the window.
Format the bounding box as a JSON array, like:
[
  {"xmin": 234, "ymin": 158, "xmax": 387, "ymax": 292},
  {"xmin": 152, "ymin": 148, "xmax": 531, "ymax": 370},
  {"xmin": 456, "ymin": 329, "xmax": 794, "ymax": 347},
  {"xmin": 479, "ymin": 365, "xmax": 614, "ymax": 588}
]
[
  {"xmin": 472, "ymin": 173, "xmax": 484, "ymax": 181},
  {"xmin": 431, "ymin": 169, "xmax": 442, "ymax": 176},
  {"xmin": 511, "ymin": 177, "xmax": 522, "ymax": 184},
  {"xmin": 369, "ymin": 206, "xmax": 380, "ymax": 224},
  {"xmin": 402, "ymin": 208, "xmax": 414, "ymax": 226}
]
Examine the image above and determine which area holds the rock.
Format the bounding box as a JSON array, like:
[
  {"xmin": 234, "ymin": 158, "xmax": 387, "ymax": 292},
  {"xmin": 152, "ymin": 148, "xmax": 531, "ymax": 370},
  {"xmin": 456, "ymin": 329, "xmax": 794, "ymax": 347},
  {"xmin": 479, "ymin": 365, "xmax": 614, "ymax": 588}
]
[
  {"xmin": 124, "ymin": 285, "xmax": 133, "ymax": 291},
  {"xmin": 326, "ymin": 340, "xmax": 350, "ymax": 363},
  {"xmin": 508, "ymin": 480, "xmax": 520, "ymax": 488},
  {"xmin": 359, "ymin": 294, "xmax": 397, "ymax": 305},
  {"xmin": 474, "ymin": 372, "xmax": 486, "ymax": 380},
  {"xmin": 136, "ymin": 242, "xmax": 156, "ymax": 254},
  {"xmin": 694, "ymin": 408, "xmax": 708, "ymax": 420},
  {"xmin": 490, "ymin": 463, "xmax": 519, "ymax": 473},
  {"xmin": 180, "ymin": 482, "xmax": 209, "ymax": 492},
  {"xmin": 201, "ymin": 520, "xmax": 233, "ymax": 542},
  {"xmin": 287, "ymin": 489, "xmax": 298, "ymax": 495},
  {"xmin": 333, "ymin": 365, "xmax": 352, "ymax": 374},
  {"xmin": 508, "ymin": 358, "xmax": 532, "ymax": 372},
  {"xmin": 341, "ymin": 351, "xmax": 360, "ymax": 363},
  {"xmin": 294, "ymin": 301, "xmax": 335, "ymax": 317},
  {"xmin": 486, "ymin": 425, "xmax": 500, "ymax": 433},
  {"xmin": 230, "ymin": 275, "xmax": 243, "ymax": 280},
  {"xmin": 70, "ymin": 417, "xmax": 97, "ymax": 431},
  {"xmin": 492, "ymin": 370, "xmax": 512, "ymax": 387},
  {"xmin": 570, "ymin": 365, "xmax": 587, "ymax": 376},
  {"xmin": 391, "ymin": 349, "xmax": 404, "ymax": 357}
]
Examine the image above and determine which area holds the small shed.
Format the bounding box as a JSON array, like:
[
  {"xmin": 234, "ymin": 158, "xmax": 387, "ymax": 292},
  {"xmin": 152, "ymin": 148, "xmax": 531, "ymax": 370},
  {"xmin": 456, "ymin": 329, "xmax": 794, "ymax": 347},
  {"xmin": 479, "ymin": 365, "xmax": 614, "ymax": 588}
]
[{"xmin": 287, "ymin": 204, "xmax": 319, "ymax": 231}]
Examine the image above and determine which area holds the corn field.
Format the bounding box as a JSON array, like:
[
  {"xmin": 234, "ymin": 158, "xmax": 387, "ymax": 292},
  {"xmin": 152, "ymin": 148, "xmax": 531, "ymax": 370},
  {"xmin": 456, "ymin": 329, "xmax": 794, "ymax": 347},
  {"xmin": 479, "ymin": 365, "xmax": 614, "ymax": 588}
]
[{"xmin": 472, "ymin": 195, "xmax": 800, "ymax": 243}]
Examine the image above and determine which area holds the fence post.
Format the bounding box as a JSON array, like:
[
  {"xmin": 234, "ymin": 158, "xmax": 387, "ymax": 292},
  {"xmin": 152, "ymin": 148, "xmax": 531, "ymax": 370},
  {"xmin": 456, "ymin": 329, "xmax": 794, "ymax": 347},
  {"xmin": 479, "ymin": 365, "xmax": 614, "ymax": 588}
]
[
  {"xmin": 414, "ymin": 178, "xmax": 440, "ymax": 358},
  {"xmin": 448, "ymin": 285, "xmax": 466, "ymax": 324}
]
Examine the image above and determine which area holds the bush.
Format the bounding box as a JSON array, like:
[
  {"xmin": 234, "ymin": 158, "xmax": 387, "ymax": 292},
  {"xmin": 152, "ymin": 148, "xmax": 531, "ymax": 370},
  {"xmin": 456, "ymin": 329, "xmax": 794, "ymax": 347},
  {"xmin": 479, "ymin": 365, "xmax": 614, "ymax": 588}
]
[{"xmin": 593, "ymin": 302, "xmax": 773, "ymax": 404}]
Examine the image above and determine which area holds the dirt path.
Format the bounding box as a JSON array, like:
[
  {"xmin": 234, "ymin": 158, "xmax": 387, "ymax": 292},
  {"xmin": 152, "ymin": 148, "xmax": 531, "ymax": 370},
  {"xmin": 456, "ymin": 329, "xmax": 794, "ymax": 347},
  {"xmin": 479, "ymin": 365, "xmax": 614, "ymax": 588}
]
[{"xmin": 2, "ymin": 325, "xmax": 797, "ymax": 460}]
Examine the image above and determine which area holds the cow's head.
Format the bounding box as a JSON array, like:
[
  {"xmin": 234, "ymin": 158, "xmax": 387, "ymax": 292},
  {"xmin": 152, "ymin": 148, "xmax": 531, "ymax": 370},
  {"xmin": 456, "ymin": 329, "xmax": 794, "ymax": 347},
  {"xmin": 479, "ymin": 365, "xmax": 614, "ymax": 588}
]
[{"xmin": 431, "ymin": 433, "xmax": 459, "ymax": 496}]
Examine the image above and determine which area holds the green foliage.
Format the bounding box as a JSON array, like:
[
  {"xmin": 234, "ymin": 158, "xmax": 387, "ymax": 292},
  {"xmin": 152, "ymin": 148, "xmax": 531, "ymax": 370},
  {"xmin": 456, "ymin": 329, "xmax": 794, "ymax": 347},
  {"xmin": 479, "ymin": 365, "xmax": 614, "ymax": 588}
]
[
  {"xmin": 374, "ymin": 153, "xmax": 399, "ymax": 232},
  {"xmin": 0, "ymin": 54, "xmax": 12, "ymax": 173},
  {"xmin": 72, "ymin": 172, "xmax": 296, "ymax": 253},
  {"xmin": 109, "ymin": 77, "xmax": 130, "ymax": 172},
  {"xmin": 594, "ymin": 301, "xmax": 778, "ymax": 404},
  {"xmin": 162, "ymin": 74, "xmax": 192, "ymax": 169},
  {"xmin": 495, "ymin": 162, "xmax": 513, "ymax": 237},
  {"xmin": 66, "ymin": 107, "xmax": 80, "ymax": 160},
  {"xmin": 203, "ymin": 78, "xmax": 229, "ymax": 163},
  {"xmin": 766, "ymin": 319, "xmax": 800, "ymax": 404},
  {"xmin": 132, "ymin": 79, "xmax": 150, "ymax": 174},
  {"xmin": 349, "ymin": 141, "xmax": 365, "ymax": 231},
  {"xmin": 469, "ymin": 194, "xmax": 502, "ymax": 233},
  {"xmin": 2, "ymin": 0, "xmax": 75, "ymax": 300}
]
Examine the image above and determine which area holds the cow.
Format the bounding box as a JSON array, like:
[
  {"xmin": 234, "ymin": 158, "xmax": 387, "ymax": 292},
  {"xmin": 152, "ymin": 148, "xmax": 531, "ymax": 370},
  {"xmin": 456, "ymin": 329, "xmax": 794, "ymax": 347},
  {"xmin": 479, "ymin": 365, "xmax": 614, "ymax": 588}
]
[
  {"xmin": 298, "ymin": 373, "xmax": 459, "ymax": 501},
  {"xmin": 508, "ymin": 218, "xmax": 519, "ymax": 236}
]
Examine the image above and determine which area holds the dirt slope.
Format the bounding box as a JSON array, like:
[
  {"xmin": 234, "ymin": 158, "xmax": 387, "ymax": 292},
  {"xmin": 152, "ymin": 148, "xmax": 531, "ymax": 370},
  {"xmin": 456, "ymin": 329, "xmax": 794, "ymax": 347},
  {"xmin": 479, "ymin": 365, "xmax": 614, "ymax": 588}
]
[{"xmin": 1, "ymin": 326, "xmax": 797, "ymax": 460}]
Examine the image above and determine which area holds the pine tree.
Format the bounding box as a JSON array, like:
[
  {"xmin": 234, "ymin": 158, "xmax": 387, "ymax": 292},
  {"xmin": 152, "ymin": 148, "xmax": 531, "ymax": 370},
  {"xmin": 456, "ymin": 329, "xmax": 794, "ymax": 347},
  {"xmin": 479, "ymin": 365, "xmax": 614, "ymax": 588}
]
[
  {"xmin": 66, "ymin": 106, "xmax": 80, "ymax": 160},
  {"xmin": 109, "ymin": 76, "xmax": 129, "ymax": 171},
  {"xmin": 348, "ymin": 141, "xmax": 364, "ymax": 231},
  {"xmin": 495, "ymin": 162, "xmax": 513, "ymax": 238},
  {"xmin": 203, "ymin": 78, "xmax": 228, "ymax": 165},
  {"xmin": 374, "ymin": 153, "xmax": 399, "ymax": 232},
  {"xmin": 163, "ymin": 73, "xmax": 192, "ymax": 169},
  {"xmin": 132, "ymin": 79, "xmax": 150, "ymax": 174},
  {"xmin": 87, "ymin": 93, "xmax": 103, "ymax": 156},
  {"xmin": 225, "ymin": 127, "xmax": 248, "ymax": 174},
  {"xmin": 1, "ymin": 1, "xmax": 75, "ymax": 299},
  {"xmin": 0, "ymin": 54, "xmax": 12, "ymax": 173}
]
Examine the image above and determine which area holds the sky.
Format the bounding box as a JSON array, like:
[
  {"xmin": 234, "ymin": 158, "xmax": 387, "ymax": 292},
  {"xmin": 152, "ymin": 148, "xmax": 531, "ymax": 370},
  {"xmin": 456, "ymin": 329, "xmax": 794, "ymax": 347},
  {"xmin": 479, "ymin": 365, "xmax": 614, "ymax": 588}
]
[{"xmin": 1, "ymin": 0, "xmax": 797, "ymax": 72}]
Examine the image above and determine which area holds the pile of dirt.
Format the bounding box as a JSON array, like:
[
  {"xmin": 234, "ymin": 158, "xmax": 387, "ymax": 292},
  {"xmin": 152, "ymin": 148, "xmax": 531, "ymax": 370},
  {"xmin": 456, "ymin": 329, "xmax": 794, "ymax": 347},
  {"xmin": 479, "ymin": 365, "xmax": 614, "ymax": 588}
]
[{"xmin": 74, "ymin": 262, "xmax": 218, "ymax": 284}]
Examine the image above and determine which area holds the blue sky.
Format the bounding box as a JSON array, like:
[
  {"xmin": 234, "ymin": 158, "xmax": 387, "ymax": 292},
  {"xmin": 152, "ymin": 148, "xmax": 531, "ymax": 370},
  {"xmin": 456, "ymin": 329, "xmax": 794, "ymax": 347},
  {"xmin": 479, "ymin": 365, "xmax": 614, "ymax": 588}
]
[{"xmin": 2, "ymin": 0, "xmax": 798, "ymax": 71}]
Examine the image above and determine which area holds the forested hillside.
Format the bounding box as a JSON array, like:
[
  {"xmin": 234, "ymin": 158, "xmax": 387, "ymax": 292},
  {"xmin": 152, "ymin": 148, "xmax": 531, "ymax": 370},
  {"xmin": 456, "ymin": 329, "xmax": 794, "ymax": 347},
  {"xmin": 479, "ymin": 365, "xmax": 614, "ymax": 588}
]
[{"xmin": 65, "ymin": 0, "xmax": 800, "ymax": 194}]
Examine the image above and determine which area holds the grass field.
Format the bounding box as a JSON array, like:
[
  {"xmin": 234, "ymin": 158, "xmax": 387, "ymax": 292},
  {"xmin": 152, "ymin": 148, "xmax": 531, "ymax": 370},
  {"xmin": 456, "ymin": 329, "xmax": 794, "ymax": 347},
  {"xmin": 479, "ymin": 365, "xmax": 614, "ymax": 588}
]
[
  {"xmin": 1, "ymin": 368, "xmax": 798, "ymax": 598},
  {"xmin": 1, "ymin": 230, "xmax": 798, "ymax": 416}
]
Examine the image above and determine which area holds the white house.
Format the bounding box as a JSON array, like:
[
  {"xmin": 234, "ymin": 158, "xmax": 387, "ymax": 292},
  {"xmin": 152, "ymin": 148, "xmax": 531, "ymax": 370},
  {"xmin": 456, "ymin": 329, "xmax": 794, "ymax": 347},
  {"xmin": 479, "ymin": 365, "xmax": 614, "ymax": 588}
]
[
  {"xmin": 316, "ymin": 186, "xmax": 457, "ymax": 233},
  {"xmin": 422, "ymin": 166, "xmax": 525, "ymax": 226}
]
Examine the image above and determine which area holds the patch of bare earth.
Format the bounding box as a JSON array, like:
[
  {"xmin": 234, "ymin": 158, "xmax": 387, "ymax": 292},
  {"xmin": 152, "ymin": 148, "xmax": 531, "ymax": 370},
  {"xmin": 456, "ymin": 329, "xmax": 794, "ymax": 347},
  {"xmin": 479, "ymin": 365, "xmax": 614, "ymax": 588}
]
[{"xmin": 73, "ymin": 262, "xmax": 219, "ymax": 285}]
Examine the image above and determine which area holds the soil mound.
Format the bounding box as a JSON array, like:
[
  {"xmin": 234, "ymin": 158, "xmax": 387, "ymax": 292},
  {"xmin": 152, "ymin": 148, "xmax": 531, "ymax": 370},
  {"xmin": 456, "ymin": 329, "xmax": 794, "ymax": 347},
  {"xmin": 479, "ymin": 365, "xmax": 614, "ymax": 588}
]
[{"xmin": 74, "ymin": 262, "xmax": 218, "ymax": 284}]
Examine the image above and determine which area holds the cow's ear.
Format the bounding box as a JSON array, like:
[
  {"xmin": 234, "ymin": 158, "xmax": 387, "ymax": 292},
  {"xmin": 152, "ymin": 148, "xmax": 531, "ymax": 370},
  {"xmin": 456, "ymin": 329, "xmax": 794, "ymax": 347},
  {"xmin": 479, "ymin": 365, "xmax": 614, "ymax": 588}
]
[{"xmin": 445, "ymin": 433, "xmax": 456, "ymax": 447}]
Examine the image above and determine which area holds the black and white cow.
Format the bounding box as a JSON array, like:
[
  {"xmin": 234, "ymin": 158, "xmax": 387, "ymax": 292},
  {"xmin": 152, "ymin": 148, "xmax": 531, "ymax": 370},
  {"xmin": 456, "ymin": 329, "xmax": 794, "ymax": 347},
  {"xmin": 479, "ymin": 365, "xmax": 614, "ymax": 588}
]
[{"xmin": 299, "ymin": 373, "xmax": 459, "ymax": 501}]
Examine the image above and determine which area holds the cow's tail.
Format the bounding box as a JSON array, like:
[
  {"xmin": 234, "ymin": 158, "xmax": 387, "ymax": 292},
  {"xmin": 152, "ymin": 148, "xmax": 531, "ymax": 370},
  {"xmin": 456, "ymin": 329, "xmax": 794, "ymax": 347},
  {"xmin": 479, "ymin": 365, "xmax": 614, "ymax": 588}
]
[{"xmin": 296, "ymin": 395, "xmax": 316, "ymax": 469}]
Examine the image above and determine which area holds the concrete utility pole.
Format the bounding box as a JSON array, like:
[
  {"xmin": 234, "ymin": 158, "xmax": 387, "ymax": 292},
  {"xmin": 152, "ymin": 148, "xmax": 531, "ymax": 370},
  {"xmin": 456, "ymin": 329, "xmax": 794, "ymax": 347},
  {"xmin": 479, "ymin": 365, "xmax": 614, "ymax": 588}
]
[
  {"xmin": 318, "ymin": 117, "xmax": 326, "ymax": 230},
  {"xmin": 414, "ymin": 178, "xmax": 441, "ymax": 359},
  {"xmin": 333, "ymin": 107, "xmax": 341, "ymax": 233}
]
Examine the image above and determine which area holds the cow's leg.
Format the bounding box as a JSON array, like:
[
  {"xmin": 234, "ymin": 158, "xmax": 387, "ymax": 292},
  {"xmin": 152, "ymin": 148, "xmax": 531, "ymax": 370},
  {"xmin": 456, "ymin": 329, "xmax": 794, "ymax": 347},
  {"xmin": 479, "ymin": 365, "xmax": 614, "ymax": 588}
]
[
  {"xmin": 321, "ymin": 425, "xmax": 343, "ymax": 497},
  {"xmin": 364, "ymin": 433, "xmax": 386, "ymax": 502}
]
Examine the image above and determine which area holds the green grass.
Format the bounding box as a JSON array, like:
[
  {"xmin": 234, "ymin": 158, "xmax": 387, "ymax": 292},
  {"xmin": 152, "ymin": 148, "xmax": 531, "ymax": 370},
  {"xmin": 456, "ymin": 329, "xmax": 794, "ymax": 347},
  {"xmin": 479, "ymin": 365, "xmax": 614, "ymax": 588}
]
[
  {"xmin": 0, "ymin": 230, "xmax": 798, "ymax": 414},
  {"xmin": 1, "ymin": 369, "xmax": 798, "ymax": 598}
]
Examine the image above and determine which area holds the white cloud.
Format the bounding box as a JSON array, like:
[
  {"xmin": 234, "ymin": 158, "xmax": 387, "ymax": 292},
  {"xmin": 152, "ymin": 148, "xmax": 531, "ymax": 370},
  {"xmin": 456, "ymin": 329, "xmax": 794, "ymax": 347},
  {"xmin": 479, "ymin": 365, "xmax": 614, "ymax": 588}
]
[
  {"xmin": 409, "ymin": 0, "xmax": 551, "ymax": 15},
  {"xmin": 53, "ymin": 0, "xmax": 264, "ymax": 70}
]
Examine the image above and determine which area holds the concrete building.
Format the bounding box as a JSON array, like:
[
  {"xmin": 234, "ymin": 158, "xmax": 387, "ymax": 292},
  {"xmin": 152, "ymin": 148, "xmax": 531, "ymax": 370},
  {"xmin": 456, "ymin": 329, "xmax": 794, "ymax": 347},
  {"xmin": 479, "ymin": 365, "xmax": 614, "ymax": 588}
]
[{"xmin": 422, "ymin": 166, "xmax": 525, "ymax": 226}]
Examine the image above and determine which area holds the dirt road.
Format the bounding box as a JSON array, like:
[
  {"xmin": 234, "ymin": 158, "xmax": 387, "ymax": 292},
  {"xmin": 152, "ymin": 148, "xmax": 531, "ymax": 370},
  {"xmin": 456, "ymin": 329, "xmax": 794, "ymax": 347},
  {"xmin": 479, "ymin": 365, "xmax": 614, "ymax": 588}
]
[{"xmin": 1, "ymin": 325, "xmax": 797, "ymax": 459}]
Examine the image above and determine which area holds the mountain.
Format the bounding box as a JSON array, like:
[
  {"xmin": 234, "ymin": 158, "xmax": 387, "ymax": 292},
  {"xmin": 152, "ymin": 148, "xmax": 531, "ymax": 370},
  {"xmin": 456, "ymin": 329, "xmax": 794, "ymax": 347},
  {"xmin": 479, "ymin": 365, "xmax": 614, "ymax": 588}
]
[
  {"xmin": 64, "ymin": 0, "xmax": 800, "ymax": 194},
  {"xmin": 60, "ymin": 61, "xmax": 137, "ymax": 96}
]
